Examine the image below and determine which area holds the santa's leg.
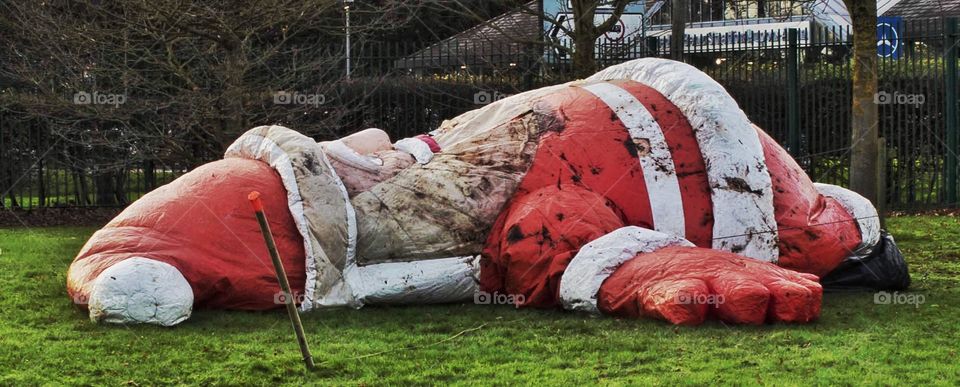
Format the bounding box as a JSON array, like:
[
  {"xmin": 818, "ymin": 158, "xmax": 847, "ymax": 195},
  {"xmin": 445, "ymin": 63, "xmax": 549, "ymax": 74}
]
[{"xmin": 68, "ymin": 158, "xmax": 306, "ymax": 325}]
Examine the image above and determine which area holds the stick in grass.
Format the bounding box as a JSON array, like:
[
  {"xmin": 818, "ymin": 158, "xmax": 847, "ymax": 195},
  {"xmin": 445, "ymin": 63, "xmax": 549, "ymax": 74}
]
[{"xmin": 248, "ymin": 191, "xmax": 316, "ymax": 371}]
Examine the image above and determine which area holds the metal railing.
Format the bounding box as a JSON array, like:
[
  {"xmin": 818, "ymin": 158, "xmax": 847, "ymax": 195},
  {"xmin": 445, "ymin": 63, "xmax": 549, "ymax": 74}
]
[{"xmin": 2, "ymin": 18, "xmax": 957, "ymax": 210}]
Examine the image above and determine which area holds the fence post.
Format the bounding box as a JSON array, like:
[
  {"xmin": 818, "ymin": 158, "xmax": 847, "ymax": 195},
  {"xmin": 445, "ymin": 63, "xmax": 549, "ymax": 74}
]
[
  {"xmin": 787, "ymin": 28, "xmax": 801, "ymax": 157},
  {"xmin": 878, "ymin": 137, "xmax": 887, "ymax": 227},
  {"xmin": 945, "ymin": 18, "xmax": 958, "ymax": 206},
  {"xmin": 645, "ymin": 36, "xmax": 658, "ymax": 57}
]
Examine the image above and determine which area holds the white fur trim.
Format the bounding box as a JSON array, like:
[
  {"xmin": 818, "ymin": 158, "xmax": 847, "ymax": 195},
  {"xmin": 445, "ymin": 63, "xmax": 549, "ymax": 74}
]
[
  {"xmin": 88, "ymin": 257, "xmax": 193, "ymax": 326},
  {"xmin": 316, "ymin": 152, "xmax": 363, "ymax": 311},
  {"xmin": 580, "ymin": 81, "xmax": 686, "ymax": 237},
  {"xmin": 225, "ymin": 131, "xmax": 320, "ymax": 304},
  {"xmin": 351, "ymin": 256, "xmax": 479, "ymax": 304},
  {"xmin": 225, "ymin": 126, "xmax": 359, "ymax": 310},
  {"xmin": 814, "ymin": 183, "xmax": 881, "ymax": 256},
  {"xmin": 588, "ymin": 58, "xmax": 779, "ymax": 262},
  {"xmin": 314, "ymin": 147, "xmax": 360, "ymax": 309},
  {"xmin": 393, "ymin": 137, "xmax": 435, "ymax": 164},
  {"xmin": 559, "ymin": 226, "xmax": 695, "ymax": 313}
]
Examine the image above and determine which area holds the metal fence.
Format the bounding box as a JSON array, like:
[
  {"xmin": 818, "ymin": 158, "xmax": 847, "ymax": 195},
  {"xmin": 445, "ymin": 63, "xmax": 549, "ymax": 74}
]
[{"xmin": 2, "ymin": 18, "xmax": 958, "ymax": 210}]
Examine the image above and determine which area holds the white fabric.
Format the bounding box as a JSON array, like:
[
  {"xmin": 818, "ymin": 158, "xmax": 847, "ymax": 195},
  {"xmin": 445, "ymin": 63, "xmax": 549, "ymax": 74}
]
[
  {"xmin": 225, "ymin": 131, "xmax": 322, "ymax": 304},
  {"xmin": 588, "ymin": 58, "xmax": 779, "ymax": 262},
  {"xmin": 351, "ymin": 256, "xmax": 479, "ymax": 304},
  {"xmin": 814, "ymin": 183, "xmax": 881, "ymax": 256},
  {"xmin": 88, "ymin": 257, "xmax": 193, "ymax": 326},
  {"xmin": 393, "ymin": 137, "xmax": 435, "ymax": 164},
  {"xmin": 315, "ymin": 146, "xmax": 361, "ymax": 309},
  {"xmin": 559, "ymin": 226, "xmax": 695, "ymax": 314},
  {"xmin": 226, "ymin": 125, "xmax": 359, "ymax": 310},
  {"xmin": 227, "ymin": 125, "xmax": 481, "ymax": 311},
  {"xmin": 579, "ymin": 81, "xmax": 686, "ymax": 238}
]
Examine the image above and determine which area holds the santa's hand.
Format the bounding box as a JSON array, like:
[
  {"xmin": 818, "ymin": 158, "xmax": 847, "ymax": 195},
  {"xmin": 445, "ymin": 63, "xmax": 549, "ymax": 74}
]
[{"xmin": 560, "ymin": 227, "xmax": 821, "ymax": 325}]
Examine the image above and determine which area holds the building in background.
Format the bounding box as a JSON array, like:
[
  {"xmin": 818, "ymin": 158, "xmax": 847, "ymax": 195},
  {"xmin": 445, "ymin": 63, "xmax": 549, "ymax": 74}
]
[{"xmin": 399, "ymin": 0, "xmax": 958, "ymax": 71}]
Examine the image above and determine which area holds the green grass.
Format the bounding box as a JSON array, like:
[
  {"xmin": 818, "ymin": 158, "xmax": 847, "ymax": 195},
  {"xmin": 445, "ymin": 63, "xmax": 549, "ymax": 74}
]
[{"xmin": 1, "ymin": 217, "xmax": 958, "ymax": 385}]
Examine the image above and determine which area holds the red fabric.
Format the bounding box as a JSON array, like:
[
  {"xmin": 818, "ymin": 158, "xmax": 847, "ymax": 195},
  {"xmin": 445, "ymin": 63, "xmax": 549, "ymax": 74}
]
[
  {"xmin": 480, "ymin": 185, "xmax": 625, "ymax": 307},
  {"xmin": 479, "ymin": 81, "xmax": 852, "ymax": 324},
  {"xmin": 757, "ymin": 128, "xmax": 862, "ymax": 276},
  {"xmin": 609, "ymin": 80, "xmax": 714, "ymax": 247},
  {"xmin": 67, "ymin": 159, "xmax": 305, "ymax": 310},
  {"xmin": 415, "ymin": 134, "xmax": 441, "ymax": 153},
  {"xmin": 481, "ymin": 81, "xmax": 713, "ymax": 306},
  {"xmin": 598, "ymin": 246, "xmax": 823, "ymax": 325}
]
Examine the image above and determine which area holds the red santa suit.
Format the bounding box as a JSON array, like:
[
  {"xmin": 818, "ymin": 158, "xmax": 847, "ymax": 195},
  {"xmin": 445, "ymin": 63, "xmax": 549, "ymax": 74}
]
[{"xmin": 66, "ymin": 59, "xmax": 901, "ymax": 326}]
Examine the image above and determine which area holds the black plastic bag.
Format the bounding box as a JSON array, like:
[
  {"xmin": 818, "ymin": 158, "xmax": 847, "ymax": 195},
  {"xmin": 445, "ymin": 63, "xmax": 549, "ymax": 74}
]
[{"xmin": 820, "ymin": 230, "xmax": 911, "ymax": 292}]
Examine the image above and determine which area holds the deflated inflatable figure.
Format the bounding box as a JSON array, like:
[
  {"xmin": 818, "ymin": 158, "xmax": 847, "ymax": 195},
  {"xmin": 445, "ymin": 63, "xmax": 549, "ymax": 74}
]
[{"xmin": 67, "ymin": 59, "xmax": 909, "ymax": 326}]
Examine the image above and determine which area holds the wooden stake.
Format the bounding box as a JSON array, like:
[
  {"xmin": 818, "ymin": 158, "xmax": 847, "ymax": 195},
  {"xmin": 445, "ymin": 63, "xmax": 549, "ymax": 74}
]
[{"xmin": 248, "ymin": 191, "xmax": 316, "ymax": 371}]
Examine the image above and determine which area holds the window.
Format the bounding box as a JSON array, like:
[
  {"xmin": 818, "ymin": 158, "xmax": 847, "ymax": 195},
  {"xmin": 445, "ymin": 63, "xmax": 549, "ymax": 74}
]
[{"xmin": 650, "ymin": 0, "xmax": 809, "ymax": 25}]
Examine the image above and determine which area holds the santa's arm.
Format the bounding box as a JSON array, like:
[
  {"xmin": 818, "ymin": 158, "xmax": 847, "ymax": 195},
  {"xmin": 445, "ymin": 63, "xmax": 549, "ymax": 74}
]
[
  {"xmin": 482, "ymin": 185, "xmax": 823, "ymax": 325},
  {"xmin": 562, "ymin": 227, "xmax": 823, "ymax": 325},
  {"xmin": 479, "ymin": 185, "xmax": 627, "ymax": 307}
]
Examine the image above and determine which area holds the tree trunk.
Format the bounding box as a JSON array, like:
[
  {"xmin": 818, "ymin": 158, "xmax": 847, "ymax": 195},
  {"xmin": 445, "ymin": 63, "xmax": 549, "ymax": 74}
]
[
  {"xmin": 571, "ymin": 0, "xmax": 599, "ymax": 79},
  {"xmin": 144, "ymin": 160, "xmax": 156, "ymax": 191},
  {"xmin": 671, "ymin": 0, "xmax": 687, "ymax": 61},
  {"xmin": 572, "ymin": 32, "xmax": 598, "ymax": 78},
  {"xmin": 845, "ymin": 0, "xmax": 880, "ymax": 205},
  {"xmin": 94, "ymin": 171, "xmax": 117, "ymax": 206},
  {"xmin": 219, "ymin": 41, "xmax": 248, "ymax": 151}
]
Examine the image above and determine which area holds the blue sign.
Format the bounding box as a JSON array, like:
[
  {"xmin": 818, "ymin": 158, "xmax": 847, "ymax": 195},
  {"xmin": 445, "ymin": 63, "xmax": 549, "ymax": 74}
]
[{"xmin": 877, "ymin": 16, "xmax": 903, "ymax": 59}]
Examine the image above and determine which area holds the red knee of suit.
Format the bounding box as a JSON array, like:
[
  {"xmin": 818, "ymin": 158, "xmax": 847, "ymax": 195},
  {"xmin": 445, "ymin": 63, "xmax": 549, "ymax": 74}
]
[{"xmin": 67, "ymin": 158, "xmax": 305, "ymax": 310}]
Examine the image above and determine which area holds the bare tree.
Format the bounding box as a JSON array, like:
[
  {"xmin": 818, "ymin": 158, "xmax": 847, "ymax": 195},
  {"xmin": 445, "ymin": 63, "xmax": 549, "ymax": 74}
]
[
  {"xmin": 567, "ymin": 0, "xmax": 633, "ymax": 77},
  {"xmin": 0, "ymin": 0, "xmax": 412, "ymax": 204},
  {"xmin": 422, "ymin": 0, "xmax": 633, "ymax": 78}
]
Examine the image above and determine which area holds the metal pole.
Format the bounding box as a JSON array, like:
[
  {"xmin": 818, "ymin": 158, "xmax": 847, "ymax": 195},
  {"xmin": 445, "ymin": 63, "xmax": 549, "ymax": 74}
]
[
  {"xmin": 248, "ymin": 191, "xmax": 316, "ymax": 371},
  {"xmin": 945, "ymin": 18, "xmax": 958, "ymax": 205},
  {"xmin": 787, "ymin": 28, "xmax": 801, "ymax": 157},
  {"xmin": 878, "ymin": 138, "xmax": 887, "ymax": 227},
  {"xmin": 345, "ymin": 3, "xmax": 351, "ymax": 81}
]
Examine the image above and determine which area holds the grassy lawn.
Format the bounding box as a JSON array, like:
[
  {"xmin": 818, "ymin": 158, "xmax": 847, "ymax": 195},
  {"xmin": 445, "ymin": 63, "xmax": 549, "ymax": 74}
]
[{"xmin": 1, "ymin": 216, "xmax": 958, "ymax": 385}]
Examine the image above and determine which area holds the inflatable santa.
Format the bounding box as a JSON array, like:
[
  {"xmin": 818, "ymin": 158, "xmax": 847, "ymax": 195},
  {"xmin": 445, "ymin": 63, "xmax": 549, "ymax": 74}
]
[{"xmin": 67, "ymin": 58, "xmax": 909, "ymax": 326}]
